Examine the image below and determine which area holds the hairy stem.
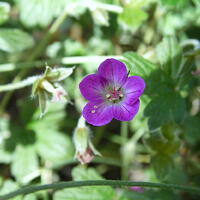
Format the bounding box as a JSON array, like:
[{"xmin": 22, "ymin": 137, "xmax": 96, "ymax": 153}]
[
  {"xmin": 0, "ymin": 76, "xmax": 39, "ymax": 92},
  {"xmin": 0, "ymin": 180, "xmax": 199, "ymax": 200}
]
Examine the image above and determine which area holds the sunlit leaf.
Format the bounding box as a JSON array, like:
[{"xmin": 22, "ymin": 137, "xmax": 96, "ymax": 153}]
[
  {"xmin": 23, "ymin": 194, "xmax": 37, "ymax": 200},
  {"xmin": 0, "ymin": 146, "xmax": 12, "ymax": 164},
  {"xmin": 123, "ymin": 52, "xmax": 157, "ymax": 77},
  {"xmin": 11, "ymin": 145, "xmax": 39, "ymax": 184},
  {"xmin": 0, "ymin": 180, "xmax": 22, "ymax": 200},
  {"xmin": 35, "ymin": 130, "xmax": 74, "ymax": 167},
  {"xmin": 0, "ymin": 28, "xmax": 34, "ymax": 52},
  {"xmin": 15, "ymin": 0, "xmax": 67, "ymax": 27},
  {"xmin": 156, "ymin": 37, "xmax": 182, "ymax": 79},
  {"xmin": 160, "ymin": 0, "xmax": 189, "ymax": 7},
  {"xmin": 91, "ymin": 8, "xmax": 109, "ymax": 26},
  {"xmin": 0, "ymin": 2, "xmax": 10, "ymax": 25},
  {"xmin": 119, "ymin": 0, "xmax": 148, "ymax": 27}
]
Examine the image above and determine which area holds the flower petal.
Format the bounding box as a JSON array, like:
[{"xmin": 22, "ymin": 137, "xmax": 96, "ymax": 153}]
[
  {"xmin": 123, "ymin": 76, "xmax": 146, "ymax": 102},
  {"xmin": 79, "ymin": 74, "xmax": 106, "ymax": 101},
  {"xmin": 97, "ymin": 58, "xmax": 128, "ymax": 86},
  {"xmin": 83, "ymin": 101, "xmax": 113, "ymax": 126},
  {"xmin": 113, "ymin": 100, "xmax": 140, "ymax": 121}
]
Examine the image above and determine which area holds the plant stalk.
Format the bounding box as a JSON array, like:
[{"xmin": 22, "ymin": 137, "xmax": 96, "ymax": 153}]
[
  {"xmin": 120, "ymin": 121, "xmax": 129, "ymax": 180},
  {"xmin": 0, "ymin": 180, "xmax": 199, "ymax": 200}
]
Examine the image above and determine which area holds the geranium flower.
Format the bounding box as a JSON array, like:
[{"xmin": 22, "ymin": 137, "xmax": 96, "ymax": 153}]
[{"xmin": 79, "ymin": 59, "xmax": 145, "ymax": 126}]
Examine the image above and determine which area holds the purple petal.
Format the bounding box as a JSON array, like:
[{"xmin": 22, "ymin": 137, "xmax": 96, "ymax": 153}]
[
  {"xmin": 79, "ymin": 74, "xmax": 105, "ymax": 101},
  {"xmin": 83, "ymin": 101, "xmax": 113, "ymax": 126},
  {"xmin": 97, "ymin": 59, "xmax": 128, "ymax": 86},
  {"xmin": 113, "ymin": 100, "xmax": 140, "ymax": 121},
  {"xmin": 124, "ymin": 76, "xmax": 146, "ymax": 97}
]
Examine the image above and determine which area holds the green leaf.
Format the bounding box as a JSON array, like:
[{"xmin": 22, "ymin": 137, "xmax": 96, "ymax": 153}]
[
  {"xmin": 0, "ymin": 180, "xmax": 22, "ymax": 200},
  {"xmin": 91, "ymin": 8, "xmax": 109, "ymax": 26},
  {"xmin": 146, "ymin": 131, "xmax": 180, "ymax": 155},
  {"xmin": 0, "ymin": 28, "xmax": 34, "ymax": 53},
  {"xmin": 123, "ymin": 52, "xmax": 157, "ymax": 78},
  {"xmin": 144, "ymin": 91, "xmax": 186, "ymax": 130},
  {"xmin": 18, "ymin": 99, "xmax": 36, "ymax": 125},
  {"xmin": 0, "ymin": 2, "xmax": 10, "ymax": 25},
  {"xmin": 156, "ymin": 37, "xmax": 182, "ymax": 79},
  {"xmin": 151, "ymin": 153, "xmax": 174, "ymax": 181},
  {"xmin": 125, "ymin": 189, "xmax": 180, "ymax": 200},
  {"xmin": 15, "ymin": 0, "xmax": 67, "ymax": 27},
  {"xmin": 119, "ymin": 0, "xmax": 148, "ymax": 27},
  {"xmin": 0, "ymin": 115, "xmax": 10, "ymax": 140},
  {"xmin": 29, "ymin": 102, "xmax": 66, "ymax": 131},
  {"xmin": 164, "ymin": 165, "xmax": 188, "ymax": 185},
  {"xmin": 35, "ymin": 130, "xmax": 74, "ymax": 167},
  {"xmin": 160, "ymin": 0, "xmax": 189, "ymax": 7},
  {"xmin": 11, "ymin": 145, "xmax": 39, "ymax": 184},
  {"xmin": 184, "ymin": 116, "xmax": 200, "ymax": 145},
  {"xmin": 0, "ymin": 117, "xmax": 13, "ymax": 163},
  {"xmin": 54, "ymin": 166, "xmax": 116, "ymax": 200},
  {"xmin": 0, "ymin": 146, "xmax": 12, "ymax": 164},
  {"xmin": 123, "ymin": 52, "xmax": 160, "ymax": 96},
  {"xmin": 64, "ymin": 39, "xmax": 87, "ymax": 56},
  {"xmin": 23, "ymin": 194, "xmax": 37, "ymax": 200}
]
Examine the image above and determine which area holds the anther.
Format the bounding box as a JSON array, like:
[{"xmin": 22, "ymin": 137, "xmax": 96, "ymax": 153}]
[
  {"xmin": 106, "ymin": 94, "xmax": 111, "ymax": 98},
  {"xmin": 116, "ymin": 86, "xmax": 120, "ymax": 91},
  {"xmin": 91, "ymin": 110, "xmax": 96, "ymax": 113},
  {"xmin": 119, "ymin": 94, "xmax": 124, "ymax": 98},
  {"xmin": 94, "ymin": 105, "xmax": 98, "ymax": 108}
]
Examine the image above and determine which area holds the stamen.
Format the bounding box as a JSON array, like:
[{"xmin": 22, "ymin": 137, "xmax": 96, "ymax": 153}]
[
  {"xmin": 94, "ymin": 105, "xmax": 98, "ymax": 108},
  {"xmin": 106, "ymin": 94, "xmax": 111, "ymax": 98},
  {"xmin": 119, "ymin": 94, "xmax": 124, "ymax": 98},
  {"xmin": 115, "ymin": 86, "xmax": 120, "ymax": 91},
  {"xmin": 91, "ymin": 110, "xmax": 96, "ymax": 113}
]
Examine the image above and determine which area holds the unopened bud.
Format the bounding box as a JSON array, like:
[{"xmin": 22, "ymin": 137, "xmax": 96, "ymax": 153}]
[{"xmin": 73, "ymin": 116, "xmax": 100, "ymax": 164}]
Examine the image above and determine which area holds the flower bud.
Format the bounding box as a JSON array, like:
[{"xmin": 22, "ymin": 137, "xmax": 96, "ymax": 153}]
[
  {"xmin": 31, "ymin": 65, "xmax": 74, "ymax": 116},
  {"xmin": 73, "ymin": 116, "xmax": 100, "ymax": 164}
]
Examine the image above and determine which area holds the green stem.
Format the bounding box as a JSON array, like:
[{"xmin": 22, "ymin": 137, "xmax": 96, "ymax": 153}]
[
  {"xmin": 0, "ymin": 56, "xmax": 123, "ymax": 73},
  {"xmin": 0, "ymin": 180, "xmax": 199, "ymax": 200},
  {"xmin": 0, "ymin": 76, "xmax": 39, "ymax": 92},
  {"xmin": 120, "ymin": 121, "xmax": 129, "ymax": 180}
]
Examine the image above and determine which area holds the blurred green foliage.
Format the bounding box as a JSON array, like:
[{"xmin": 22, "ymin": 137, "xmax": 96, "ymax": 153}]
[{"xmin": 0, "ymin": 0, "xmax": 200, "ymax": 199}]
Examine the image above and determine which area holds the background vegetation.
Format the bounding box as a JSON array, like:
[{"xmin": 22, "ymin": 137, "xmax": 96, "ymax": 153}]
[{"xmin": 0, "ymin": 0, "xmax": 200, "ymax": 199}]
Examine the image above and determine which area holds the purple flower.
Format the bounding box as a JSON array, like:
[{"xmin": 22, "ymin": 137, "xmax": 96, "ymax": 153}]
[
  {"xmin": 79, "ymin": 59, "xmax": 145, "ymax": 126},
  {"xmin": 130, "ymin": 186, "xmax": 144, "ymax": 193}
]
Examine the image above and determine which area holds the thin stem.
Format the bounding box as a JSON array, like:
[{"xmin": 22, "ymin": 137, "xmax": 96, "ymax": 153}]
[
  {"xmin": 121, "ymin": 121, "xmax": 128, "ymax": 145},
  {"xmin": 0, "ymin": 180, "xmax": 199, "ymax": 200},
  {"xmin": 0, "ymin": 56, "xmax": 123, "ymax": 72},
  {"xmin": 120, "ymin": 121, "xmax": 129, "ymax": 180},
  {"xmin": 0, "ymin": 76, "xmax": 39, "ymax": 92}
]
